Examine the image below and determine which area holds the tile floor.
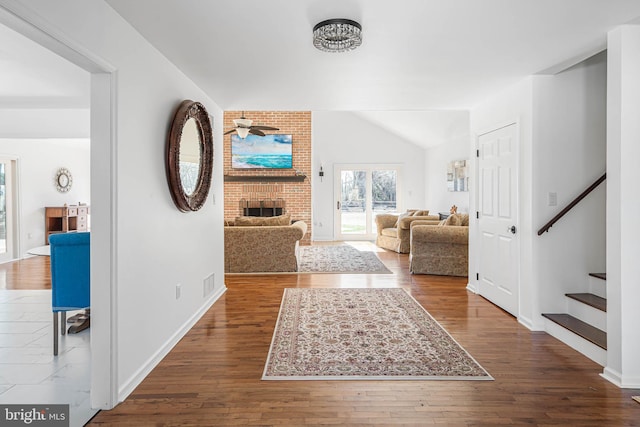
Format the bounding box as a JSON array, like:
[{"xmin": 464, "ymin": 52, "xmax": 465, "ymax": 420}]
[{"xmin": 0, "ymin": 289, "xmax": 97, "ymax": 426}]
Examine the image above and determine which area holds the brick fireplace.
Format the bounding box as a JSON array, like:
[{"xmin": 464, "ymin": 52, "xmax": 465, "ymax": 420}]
[
  {"xmin": 238, "ymin": 184, "xmax": 285, "ymax": 217},
  {"xmin": 223, "ymin": 111, "xmax": 312, "ymax": 244}
]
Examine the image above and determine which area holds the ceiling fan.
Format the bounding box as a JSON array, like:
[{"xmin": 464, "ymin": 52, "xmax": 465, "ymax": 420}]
[{"xmin": 224, "ymin": 112, "xmax": 279, "ymax": 139}]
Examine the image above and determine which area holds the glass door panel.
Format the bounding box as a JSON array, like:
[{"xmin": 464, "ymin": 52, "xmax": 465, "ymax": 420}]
[
  {"xmin": 335, "ymin": 165, "xmax": 401, "ymax": 241},
  {"xmin": 339, "ymin": 170, "xmax": 366, "ymax": 235},
  {"xmin": 0, "ymin": 158, "xmax": 14, "ymax": 263},
  {"xmin": 372, "ymin": 170, "xmax": 397, "ymax": 235},
  {"xmin": 0, "ymin": 162, "xmax": 6, "ymax": 254}
]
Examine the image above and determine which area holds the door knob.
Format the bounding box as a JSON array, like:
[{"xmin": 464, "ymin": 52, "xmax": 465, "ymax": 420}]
[{"xmin": 508, "ymin": 225, "xmax": 517, "ymax": 234}]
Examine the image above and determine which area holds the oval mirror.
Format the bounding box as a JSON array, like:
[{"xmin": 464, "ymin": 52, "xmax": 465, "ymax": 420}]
[
  {"xmin": 179, "ymin": 118, "xmax": 201, "ymax": 196},
  {"xmin": 166, "ymin": 100, "xmax": 213, "ymax": 212}
]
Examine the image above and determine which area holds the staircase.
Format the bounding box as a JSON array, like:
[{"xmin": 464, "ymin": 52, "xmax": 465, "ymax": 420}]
[{"xmin": 542, "ymin": 273, "xmax": 607, "ymax": 366}]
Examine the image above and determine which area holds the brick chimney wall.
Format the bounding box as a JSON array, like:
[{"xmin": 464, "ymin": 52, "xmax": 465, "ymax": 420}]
[{"xmin": 223, "ymin": 111, "xmax": 312, "ymax": 244}]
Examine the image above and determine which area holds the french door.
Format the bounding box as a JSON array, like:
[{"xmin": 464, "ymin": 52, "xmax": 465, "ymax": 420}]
[
  {"xmin": 0, "ymin": 157, "xmax": 16, "ymax": 263},
  {"xmin": 334, "ymin": 164, "xmax": 401, "ymax": 240}
]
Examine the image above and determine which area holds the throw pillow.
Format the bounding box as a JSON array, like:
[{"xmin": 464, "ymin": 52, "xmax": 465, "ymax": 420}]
[
  {"xmin": 234, "ymin": 213, "xmax": 291, "ymax": 226},
  {"xmin": 394, "ymin": 211, "xmax": 411, "ymax": 227},
  {"xmin": 412, "ymin": 210, "xmax": 430, "ymax": 217},
  {"xmin": 272, "ymin": 213, "xmax": 292, "ymax": 225},
  {"xmin": 444, "ymin": 213, "xmax": 463, "ymax": 226}
]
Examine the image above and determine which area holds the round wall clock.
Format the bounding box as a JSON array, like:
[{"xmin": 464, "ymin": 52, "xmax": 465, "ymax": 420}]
[{"xmin": 55, "ymin": 167, "xmax": 73, "ymax": 193}]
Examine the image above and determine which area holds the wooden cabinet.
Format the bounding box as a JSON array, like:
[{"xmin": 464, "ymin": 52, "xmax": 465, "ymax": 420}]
[{"xmin": 45, "ymin": 205, "xmax": 90, "ymax": 244}]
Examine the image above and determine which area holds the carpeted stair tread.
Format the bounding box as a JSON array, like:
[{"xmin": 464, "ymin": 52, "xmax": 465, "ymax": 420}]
[
  {"xmin": 542, "ymin": 313, "xmax": 607, "ymax": 350},
  {"xmin": 589, "ymin": 272, "xmax": 606, "ymax": 280},
  {"xmin": 566, "ymin": 293, "xmax": 607, "ymax": 312}
]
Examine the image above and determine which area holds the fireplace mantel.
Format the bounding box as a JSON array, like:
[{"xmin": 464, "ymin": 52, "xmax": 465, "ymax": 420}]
[{"xmin": 224, "ymin": 175, "xmax": 306, "ymax": 183}]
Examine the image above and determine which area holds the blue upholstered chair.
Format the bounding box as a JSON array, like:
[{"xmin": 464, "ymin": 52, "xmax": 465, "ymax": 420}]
[{"xmin": 49, "ymin": 232, "xmax": 90, "ymax": 355}]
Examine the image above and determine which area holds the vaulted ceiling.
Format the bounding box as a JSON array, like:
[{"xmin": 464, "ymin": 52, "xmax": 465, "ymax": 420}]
[
  {"xmin": 104, "ymin": 0, "xmax": 640, "ymax": 110},
  {"xmin": 3, "ymin": 1, "xmax": 640, "ymax": 146}
]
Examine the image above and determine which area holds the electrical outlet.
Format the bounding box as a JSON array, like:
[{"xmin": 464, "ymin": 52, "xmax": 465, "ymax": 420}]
[
  {"xmin": 176, "ymin": 283, "xmax": 182, "ymax": 300},
  {"xmin": 548, "ymin": 192, "xmax": 557, "ymax": 207}
]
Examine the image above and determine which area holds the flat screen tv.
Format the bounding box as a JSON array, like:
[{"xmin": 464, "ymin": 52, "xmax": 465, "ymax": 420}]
[{"xmin": 231, "ymin": 134, "xmax": 293, "ymax": 169}]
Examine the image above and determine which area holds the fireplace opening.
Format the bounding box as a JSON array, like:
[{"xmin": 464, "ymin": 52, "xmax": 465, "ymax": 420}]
[{"xmin": 239, "ymin": 199, "xmax": 285, "ymax": 217}]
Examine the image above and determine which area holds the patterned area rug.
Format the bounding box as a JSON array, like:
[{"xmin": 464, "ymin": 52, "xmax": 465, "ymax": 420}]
[
  {"xmin": 263, "ymin": 288, "xmax": 492, "ymax": 380},
  {"xmin": 298, "ymin": 245, "xmax": 392, "ymax": 274}
]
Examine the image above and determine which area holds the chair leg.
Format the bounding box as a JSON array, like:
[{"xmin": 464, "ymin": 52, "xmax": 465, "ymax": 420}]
[
  {"xmin": 53, "ymin": 312, "xmax": 58, "ymax": 356},
  {"xmin": 61, "ymin": 311, "xmax": 66, "ymax": 335}
]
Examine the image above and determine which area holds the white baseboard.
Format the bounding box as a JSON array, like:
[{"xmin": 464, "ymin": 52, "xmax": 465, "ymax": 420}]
[
  {"xmin": 117, "ymin": 285, "xmax": 227, "ymax": 402},
  {"xmin": 466, "ymin": 282, "xmax": 478, "ymax": 293},
  {"xmin": 518, "ymin": 315, "xmax": 535, "ymax": 331},
  {"xmin": 601, "ymin": 366, "xmax": 640, "ymax": 388}
]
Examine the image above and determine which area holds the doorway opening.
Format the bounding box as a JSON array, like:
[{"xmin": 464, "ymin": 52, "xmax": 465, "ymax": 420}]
[{"xmin": 0, "ymin": 6, "xmax": 117, "ymax": 412}]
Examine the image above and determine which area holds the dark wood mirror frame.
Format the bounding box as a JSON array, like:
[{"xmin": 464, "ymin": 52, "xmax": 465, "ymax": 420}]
[{"xmin": 166, "ymin": 100, "xmax": 214, "ymax": 212}]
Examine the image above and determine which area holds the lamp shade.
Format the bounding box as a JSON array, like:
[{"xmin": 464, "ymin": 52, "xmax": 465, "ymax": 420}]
[{"xmin": 236, "ymin": 127, "xmax": 250, "ymax": 139}]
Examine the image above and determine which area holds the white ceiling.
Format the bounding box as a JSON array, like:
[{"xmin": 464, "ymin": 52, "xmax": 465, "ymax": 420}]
[
  {"xmin": 0, "ymin": 23, "xmax": 89, "ymax": 109},
  {"xmin": 104, "ymin": 0, "xmax": 640, "ymax": 109},
  {"xmin": 4, "ymin": 1, "xmax": 640, "ymax": 147}
]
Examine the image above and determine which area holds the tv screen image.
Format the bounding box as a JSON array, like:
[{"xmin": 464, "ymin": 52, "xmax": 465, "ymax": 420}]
[{"xmin": 231, "ymin": 134, "xmax": 293, "ymax": 169}]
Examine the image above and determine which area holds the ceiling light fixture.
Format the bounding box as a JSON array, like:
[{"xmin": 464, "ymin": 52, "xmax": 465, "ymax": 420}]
[
  {"xmin": 224, "ymin": 112, "xmax": 279, "ymax": 139},
  {"xmin": 233, "ymin": 116, "xmax": 252, "ymax": 139},
  {"xmin": 313, "ymin": 18, "xmax": 362, "ymax": 53}
]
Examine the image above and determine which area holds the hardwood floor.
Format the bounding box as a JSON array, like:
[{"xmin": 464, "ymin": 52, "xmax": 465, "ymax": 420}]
[
  {"xmin": 9, "ymin": 252, "xmax": 637, "ymax": 425},
  {"xmin": 83, "ymin": 247, "xmax": 639, "ymax": 426},
  {"xmin": 0, "ymin": 256, "xmax": 50, "ymax": 290}
]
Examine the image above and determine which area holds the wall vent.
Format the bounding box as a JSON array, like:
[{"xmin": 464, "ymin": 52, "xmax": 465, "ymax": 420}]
[{"xmin": 203, "ymin": 273, "xmax": 215, "ymax": 297}]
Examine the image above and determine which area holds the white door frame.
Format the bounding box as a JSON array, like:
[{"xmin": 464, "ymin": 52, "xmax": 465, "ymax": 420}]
[
  {"xmin": 0, "ymin": 2, "xmax": 118, "ymax": 409},
  {"xmin": 473, "ymin": 121, "xmax": 521, "ymax": 317},
  {"xmin": 0, "ymin": 156, "xmax": 18, "ymax": 263},
  {"xmin": 334, "ymin": 164, "xmax": 402, "ymax": 241}
]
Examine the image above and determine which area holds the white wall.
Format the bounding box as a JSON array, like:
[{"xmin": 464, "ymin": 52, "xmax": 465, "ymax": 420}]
[
  {"xmin": 424, "ymin": 124, "xmax": 471, "ymax": 214},
  {"xmin": 312, "ymin": 111, "xmax": 426, "ymax": 241},
  {"xmin": 3, "ymin": 0, "xmax": 227, "ymax": 405},
  {"xmin": 532, "ymin": 52, "xmax": 607, "ymax": 317},
  {"xmin": 470, "ymin": 76, "xmax": 536, "ymax": 327},
  {"xmin": 0, "ymin": 109, "xmax": 89, "ymax": 138},
  {"xmin": 605, "ymin": 25, "xmax": 640, "ymax": 388},
  {"xmin": 471, "ymin": 53, "xmax": 608, "ymax": 330},
  {"xmin": 0, "ymin": 138, "xmax": 90, "ymax": 256}
]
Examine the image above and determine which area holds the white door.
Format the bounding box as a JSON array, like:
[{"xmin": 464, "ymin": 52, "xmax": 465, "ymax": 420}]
[
  {"xmin": 0, "ymin": 157, "xmax": 16, "ymax": 263},
  {"xmin": 334, "ymin": 165, "xmax": 400, "ymax": 240},
  {"xmin": 477, "ymin": 124, "xmax": 519, "ymax": 316}
]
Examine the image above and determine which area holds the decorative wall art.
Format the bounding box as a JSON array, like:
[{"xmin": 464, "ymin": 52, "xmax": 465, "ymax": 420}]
[
  {"xmin": 447, "ymin": 160, "xmax": 468, "ymax": 192},
  {"xmin": 231, "ymin": 134, "xmax": 293, "ymax": 169},
  {"xmin": 55, "ymin": 167, "xmax": 73, "ymax": 193}
]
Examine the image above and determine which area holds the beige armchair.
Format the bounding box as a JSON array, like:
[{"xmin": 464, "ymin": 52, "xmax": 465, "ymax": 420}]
[
  {"xmin": 375, "ymin": 210, "xmax": 439, "ymax": 253},
  {"xmin": 409, "ymin": 213, "xmax": 469, "ymax": 276}
]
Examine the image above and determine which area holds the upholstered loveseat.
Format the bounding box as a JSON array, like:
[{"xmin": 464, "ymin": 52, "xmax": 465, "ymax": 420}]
[
  {"xmin": 409, "ymin": 213, "xmax": 469, "ymax": 276},
  {"xmin": 224, "ymin": 219, "xmax": 307, "ymax": 273},
  {"xmin": 375, "ymin": 210, "xmax": 440, "ymax": 253}
]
